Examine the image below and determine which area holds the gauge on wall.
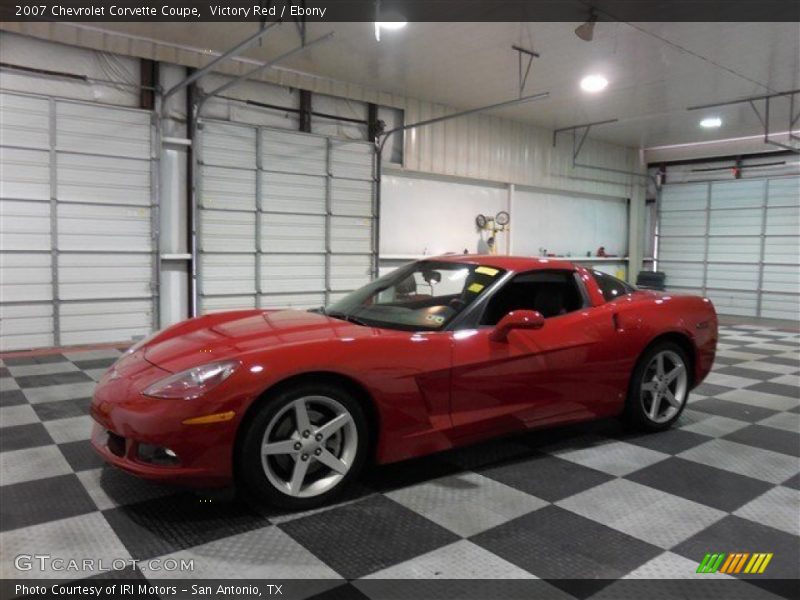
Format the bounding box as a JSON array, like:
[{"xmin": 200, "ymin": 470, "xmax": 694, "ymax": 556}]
[
  {"xmin": 495, "ymin": 211, "xmax": 510, "ymax": 226},
  {"xmin": 475, "ymin": 214, "xmax": 488, "ymax": 228}
]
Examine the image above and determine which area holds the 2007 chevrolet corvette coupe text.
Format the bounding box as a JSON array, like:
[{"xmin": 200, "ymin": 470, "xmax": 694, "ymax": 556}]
[{"xmin": 91, "ymin": 255, "xmax": 717, "ymax": 508}]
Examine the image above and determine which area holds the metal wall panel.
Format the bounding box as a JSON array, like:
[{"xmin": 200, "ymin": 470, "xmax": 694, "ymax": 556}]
[
  {"xmin": 260, "ymin": 254, "xmax": 325, "ymax": 294},
  {"xmin": 0, "ymin": 92, "xmax": 49, "ymax": 149},
  {"xmin": 0, "ymin": 91, "xmax": 156, "ymax": 350},
  {"xmin": 200, "ymin": 210, "xmax": 256, "ymax": 253},
  {"xmin": 261, "ymin": 130, "xmax": 326, "ymax": 175},
  {"xmin": 202, "ymin": 122, "xmax": 256, "ymax": 168},
  {"xmin": 201, "ymin": 254, "xmax": 256, "ymax": 296},
  {"xmin": 200, "ymin": 166, "xmax": 256, "ymax": 211},
  {"xmin": 657, "ymin": 175, "xmax": 799, "ymax": 320},
  {"xmin": 56, "ymin": 102, "xmax": 149, "ymax": 159},
  {"xmin": 261, "ymin": 172, "xmax": 326, "ymax": 214},
  {"xmin": 56, "ymin": 154, "xmax": 151, "ymax": 206},
  {"xmin": 260, "ymin": 214, "xmax": 326, "ymax": 254},
  {"xmin": 0, "ymin": 253, "xmax": 52, "ymax": 302},
  {"xmin": 0, "ymin": 148, "xmax": 50, "ymax": 200}
]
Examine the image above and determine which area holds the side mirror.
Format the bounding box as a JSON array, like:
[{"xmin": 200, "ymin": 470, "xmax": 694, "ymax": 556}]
[{"xmin": 490, "ymin": 310, "xmax": 545, "ymax": 342}]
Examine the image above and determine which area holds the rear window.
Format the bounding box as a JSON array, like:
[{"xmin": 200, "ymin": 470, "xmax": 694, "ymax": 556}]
[{"xmin": 591, "ymin": 270, "xmax": 635, "ymax": 302}]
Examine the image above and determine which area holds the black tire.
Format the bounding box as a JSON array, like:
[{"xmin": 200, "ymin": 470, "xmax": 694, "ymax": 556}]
[
  {"xmin": 623, "ymin": 341, "xmax": 691, "ymax": 432},
  {"xmin": 237, "ymin": 382, "xmax": 369, "ymax": 510}
]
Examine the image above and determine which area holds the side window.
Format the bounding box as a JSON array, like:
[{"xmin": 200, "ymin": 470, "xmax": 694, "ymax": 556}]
[
  {"xmin": 591, "ymin": 270, "xmax": 635, "ymax": 302},
  {"xmin": 481, "ymin": 270, "xmax": 585, "ymax": 325}
]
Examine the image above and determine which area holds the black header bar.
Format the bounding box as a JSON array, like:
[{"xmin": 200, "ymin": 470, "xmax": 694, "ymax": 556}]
[{"xmin": 2, "ymin": 0, "xmax": 800, "ymax": 22}]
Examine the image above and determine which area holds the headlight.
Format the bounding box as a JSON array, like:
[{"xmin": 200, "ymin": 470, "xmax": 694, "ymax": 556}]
[{"xmin": 143, "ymin": 360, "xmax": 239, "ymax": 400}]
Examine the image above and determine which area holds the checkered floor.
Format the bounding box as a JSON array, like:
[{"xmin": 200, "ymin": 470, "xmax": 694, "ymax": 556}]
[{"xmin": 1, "ymin": 324, "xmax": 798, "ymax": 598}]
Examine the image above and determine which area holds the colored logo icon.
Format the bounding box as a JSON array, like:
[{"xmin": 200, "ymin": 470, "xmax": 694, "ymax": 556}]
[{"xmin": 697, "ymin": 552, "xmax": 773, "ymax": 574}]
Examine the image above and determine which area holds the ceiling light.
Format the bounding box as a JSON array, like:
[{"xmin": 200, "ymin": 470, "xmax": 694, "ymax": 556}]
[
  {"xmin": 580, "ymin": 74, "xmax": 608, "ymax": 93},
  {"xmin": 700, "ymin": 117, "xmax": 722, "ymax": 128},
  {"xmin": 575, "ymin": 11, "xmax": 598, "ymax": 41},
  {"xmin": 374, "ymin": 20, "xmax": 407, "ymax": 41}
]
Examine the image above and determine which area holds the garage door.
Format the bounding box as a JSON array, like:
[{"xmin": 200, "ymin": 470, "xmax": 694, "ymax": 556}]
[
  {"xmin": 657, "ymin": 177, "xmax": 800, "ymax": 319},
  {"xmin": 0, "ymin": 91, "xmax": 156, "ymax": 350},
  {"xmin": 197, "ymin": 120, "xmax": 376, "ymax": 313}
]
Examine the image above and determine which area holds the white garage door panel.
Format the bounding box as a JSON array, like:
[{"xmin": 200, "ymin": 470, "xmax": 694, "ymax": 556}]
[
  {"xmin": 707, "ymin": 237, "xmax": 761, "ymax": 263},
  {"xmin": 200, "ymin": 210, "xmax": 255, "ymax": 253},
  {"xmin": 200, "ymin": 166, "xmax": 256, "ymax": 211},
  {"xmin": 658, "ymin": 261, "xmax": 704, "ymax": 288},
  {"xmin": 201, "ymin": 254, "xmax": 256, "ymax": 295},
  {"xmin": 331, "ymin": 217, "xmax": 372, "ymax": 254},
  {"xmin": 762, "ymin": 265, "xmax": 800, "ymax": 293},
  {"xmin": 0, "ymin": 148, "xmax": 50, "ymax": 200},
  {"xmin": 330, "ymin": 254, "xmax": 372, "ymax": 291},
  {"xmin": 332, "ymin": 179, "xmax": 373, "ymax": 217},
  {"xmin": 0, "ymin": 93, "xmax": 49, "ymax": 149},
  {"xmin": 261, "ymin": 130, "xmax": 326, "ymax": 175},
  {"xmin": 0, "ymin": 303, "xmax": 54, "ymax": 350},
  {"xmin": 58, "ymin": 254, "xmax": 151, "ymax": 300},
  {"xmin": 261, "ymin": 213, "xmax": 326, "ymax": 254},
  {"xmin": 767, "ymin": 178, "xmax": 800, "ymax": 206},
  {"xmin": 707, "ymin": 290, "xmax": 758, "ymax": 316},
  {"xmin": 658, "ymin": 176, "xmax": 799, "ymax": 319},
  {"xmin": 708, "ymin": 208, "xmax": 762, "ymax": 236},
  {"xmin": 658, "ymin": 237, "xmax": 705, "ymax": 262},
  {"xmin": 764, "ymin": 236, "xmax": 800, "ymax": 263},
  {"xmin": 260, "ymin": 254, "xmax": 325, "ymax": 293},
  {"xmin": 202, "ymin": 122, "xmax": 256, "ymax": 168},
  {"xmin": 660, "ymin": 183, "xmax": 707, "ymax": 211},
  {"xmin": 261, "ymin": 172, "xmax": 326, "ymax": 214},
  {"xmin": 59, "ymin": 299, "xmax": 152, "ymax": 346},
  {"xmin": 659, "ymin": 211, "xmax": 707, "ymax": 237},
  {"xmin": 259, "ymin": 293, "xmax": 324, "ymax": 309},
  {"xmin": 202, "ymin": 295, "xmax": 256, "ymax": 314},
  {"xmin": 58, "ymin": 203, "xmax": 151, "ymax": 252},
  {"xmin": 0, "ymin": 253, "xmax": 52, "ymax": 302},
  {"xmin": 56, "ymin": 102, "xmax": 150, "ymax": 159},
  {"xmin": 765, "ymin": 206, "xmax": 800, "ymax": 236},
  {"xmin": 331, "ymin": 141, "xmax": 373, "ymax": 180},
  {"xmin": 706, "ymin": 263, "xmax": 759, "ymax": 290},
  {"xmin": 0, "ymin": 200, "xmax": 51, "ymax": 251},
  {"xmin": 198, "ymin": 120, "xmax": 376, "ymax": 314},
  {"xmin": 710, "ymin": 180, "xmax": 764, "ymax": 209},
  {"xmin": 57, "ymin": 154, "xmax": 150, "ymax": 206},
  {"xmin": 760, "ymin": 294, "xmax": 800, "ymax": 320}
]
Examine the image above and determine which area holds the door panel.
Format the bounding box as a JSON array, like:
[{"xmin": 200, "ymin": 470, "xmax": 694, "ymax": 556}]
[{"xmin": 449, "ymin": 306, "xmax": 625, "ymax": 438}]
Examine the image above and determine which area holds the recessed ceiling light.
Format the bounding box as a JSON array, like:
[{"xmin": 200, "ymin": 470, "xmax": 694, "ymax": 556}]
[
  {"xmin": 376, "ymin": 21, "xmax": 407, "ymax": 30},
  {"xmin": 580, "ymin": 74, "xmax": 608, "ymax": 93},
  {"xmin": 700, "ymin": 117, "xmax": 722, "ymax": 128},
  {"xmin": 374, "ymin": 20, "xmax": 407, "ymax": 41}
]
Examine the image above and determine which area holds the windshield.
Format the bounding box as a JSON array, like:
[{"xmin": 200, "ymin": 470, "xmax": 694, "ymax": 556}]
[{"xmin": 323, "ymin": 260, "xmax": 505, "ymax": 331}]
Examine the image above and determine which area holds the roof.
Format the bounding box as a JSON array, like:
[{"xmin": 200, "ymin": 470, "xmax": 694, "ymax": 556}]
[{"xmin": 423, "ymin": 254, "xmax": 578, "ymax": 272}]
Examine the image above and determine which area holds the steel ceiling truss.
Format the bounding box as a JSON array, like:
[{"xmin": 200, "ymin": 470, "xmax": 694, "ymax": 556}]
[
  {"xmin": 512, "ymin": 45, "xmax": 540, "ymax": 96},
  {"xmin": 687, "ymin": 89, "xmax": 800, "ymax": 154}
]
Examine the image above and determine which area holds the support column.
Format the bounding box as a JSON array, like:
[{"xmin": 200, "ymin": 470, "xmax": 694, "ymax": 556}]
[{"xmin": 627, "ymin": 177, "xmax": 647, "ymax": 284}]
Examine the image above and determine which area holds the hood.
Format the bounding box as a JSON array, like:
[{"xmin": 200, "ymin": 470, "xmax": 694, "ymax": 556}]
[{"xmin": 144, "ymin": 309, "xmax": 366, "ymax": 373}]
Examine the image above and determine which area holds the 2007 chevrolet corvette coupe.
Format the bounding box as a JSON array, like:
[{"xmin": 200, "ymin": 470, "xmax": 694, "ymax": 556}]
[{"xmin": 91, "ymin": 255, "xmax": 717, "ymax": 508}]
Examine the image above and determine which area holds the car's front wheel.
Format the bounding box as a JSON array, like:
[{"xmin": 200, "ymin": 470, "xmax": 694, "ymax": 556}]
[
  {"xmin": 238, "ymin": 382, "xmax": 368, "ymax": 509},
  {"xmin": 625, "ymin": 341, "xmax": 691, "ymax": 431}
]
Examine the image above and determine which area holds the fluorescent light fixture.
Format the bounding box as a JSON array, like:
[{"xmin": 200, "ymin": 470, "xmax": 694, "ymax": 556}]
[
  {"xmin": 700, "ymin": 117, "xmax": 722, "ymax": 128},
  {"xmin": 374, "ymin": 20, "xmax": 407, "ymax": 41},
  {"xmin": 580, "ymin": 74, "xmax": 608, "ymax": 93}
]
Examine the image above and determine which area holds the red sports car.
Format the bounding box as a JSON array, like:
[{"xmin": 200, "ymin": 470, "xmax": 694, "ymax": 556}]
[{"xmin": 91, "ymin": 255, "xmax": 718, "ymax": 508}]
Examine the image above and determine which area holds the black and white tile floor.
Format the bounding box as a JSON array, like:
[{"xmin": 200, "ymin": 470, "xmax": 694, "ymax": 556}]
[{"xmin": 1, "ymin": 324, "xmax": 798, "ymax": 598}]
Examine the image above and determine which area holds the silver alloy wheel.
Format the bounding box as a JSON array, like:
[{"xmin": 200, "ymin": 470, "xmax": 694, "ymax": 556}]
[
  {"xmin": 260, "ymin": 395, "xmax": 358, "ymax": 498},
  {"xmin": 640, "ymin": 349, "xmax": 688, "ymax": 424}
]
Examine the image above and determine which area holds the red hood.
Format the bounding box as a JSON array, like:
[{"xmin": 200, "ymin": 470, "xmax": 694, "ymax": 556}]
[{"xmin": 144, "ymin": 309, "xmax": 368, "ymax": 373}]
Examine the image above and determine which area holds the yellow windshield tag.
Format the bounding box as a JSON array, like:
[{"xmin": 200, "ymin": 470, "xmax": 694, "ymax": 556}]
[
  {"xmin": 475, "ymin": 266, "xmax": 499, "ymax": 276},
  {"xmin": 468, "ymin": 283, "xmax": 485, "ymax": 293}
]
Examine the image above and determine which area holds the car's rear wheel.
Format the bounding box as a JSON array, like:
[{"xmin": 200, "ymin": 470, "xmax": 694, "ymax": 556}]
[
  {"xmin": 625, "ymin": 341, "xmax": 691, "ymax": 431},
  {"xmin": 238, "ymin": 382, "xmax": 368, "ymax": 509}
]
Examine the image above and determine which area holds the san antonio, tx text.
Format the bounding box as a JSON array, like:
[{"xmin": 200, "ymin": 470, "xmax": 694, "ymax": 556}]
[{"xmin": 16, "ymin": 583, "xmax": 281, "ymax": 597}]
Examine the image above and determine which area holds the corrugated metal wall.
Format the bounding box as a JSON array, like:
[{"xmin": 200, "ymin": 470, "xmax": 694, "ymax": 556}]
[
  {"xmin": 657, "ymin": 176, "xmax": 799, "ymax": 319},
  {"xmin": 0, "ymin": 91, "xmax": 156, "ymax": 350},
  {"xmin": 197, "ymin": 119, "xmax": 376, "ymax": 313}
]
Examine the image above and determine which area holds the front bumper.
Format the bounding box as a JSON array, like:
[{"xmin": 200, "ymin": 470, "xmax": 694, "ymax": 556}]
[{"xmin": 89, "ymin": 352, "xmax": 241, "ymax": 487}]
